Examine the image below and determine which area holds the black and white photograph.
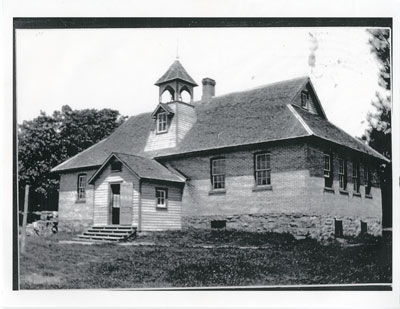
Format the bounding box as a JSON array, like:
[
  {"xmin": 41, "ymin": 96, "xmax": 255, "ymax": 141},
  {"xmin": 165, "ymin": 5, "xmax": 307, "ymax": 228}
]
[{"xmin": 2, "ymin": 3, "xmax": 400, "ymax": 307}]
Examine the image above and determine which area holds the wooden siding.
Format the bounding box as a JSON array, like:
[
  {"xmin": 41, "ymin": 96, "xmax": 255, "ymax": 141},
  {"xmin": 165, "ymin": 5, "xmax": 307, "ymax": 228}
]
[
  {"xmin": 93, "ymin": 161, "xmax": 139, "ymax": 226},
  {"xmin": 140, "ymin": 180, "xmax": 183, "ymax": 231},
  {"xmin": 144, "ymin": 102, "xmax": 196, "ymax": 152},
  {"xmin": 176, "ymin": 102, "xmax": 196, "ymax": 142},
  {"xmin": 144, "ymin": 104, "xmax": 177, "ymax": 151}
]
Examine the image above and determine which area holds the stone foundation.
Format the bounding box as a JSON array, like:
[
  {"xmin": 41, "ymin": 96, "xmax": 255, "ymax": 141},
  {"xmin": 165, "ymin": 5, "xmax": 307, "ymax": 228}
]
[{"xmin": 182, "ymin": 213, "xmax": 382, "ymax": 241}]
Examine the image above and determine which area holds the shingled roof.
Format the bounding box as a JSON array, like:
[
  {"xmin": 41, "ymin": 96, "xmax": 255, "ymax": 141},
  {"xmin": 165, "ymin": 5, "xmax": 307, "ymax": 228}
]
[
  {"xmin": 155, "ymin": 60, "xmax": 198, "ymax": 86},
  {"xmin": 51, "ymin": 76, "xmax": 387, "ymax": 173},
  {"xmin": 88, "ymin": 152, "xmax": 185, "ymax": 184}
]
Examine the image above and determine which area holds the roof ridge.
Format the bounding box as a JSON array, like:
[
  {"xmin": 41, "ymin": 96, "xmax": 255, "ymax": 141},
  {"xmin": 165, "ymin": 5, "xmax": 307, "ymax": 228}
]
[{"xmin": 195, "ymin": 76, "xmax": 310, "ymax": 104}]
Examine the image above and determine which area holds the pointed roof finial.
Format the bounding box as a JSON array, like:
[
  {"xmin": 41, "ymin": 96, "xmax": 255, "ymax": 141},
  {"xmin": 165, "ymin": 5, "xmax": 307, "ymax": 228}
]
[{"xmin": 176, "ymin": 38, "xmax": 179, "ymax": 60}]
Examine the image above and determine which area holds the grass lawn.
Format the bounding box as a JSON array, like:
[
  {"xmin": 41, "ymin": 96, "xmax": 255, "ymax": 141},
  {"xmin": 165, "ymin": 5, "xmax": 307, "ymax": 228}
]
[{"xmin": 19, "ymin": 229, "xmax": 392, "ymax": 289}]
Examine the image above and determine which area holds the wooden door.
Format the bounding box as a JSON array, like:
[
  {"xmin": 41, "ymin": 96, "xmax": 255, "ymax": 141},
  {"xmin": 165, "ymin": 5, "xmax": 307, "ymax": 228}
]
[
  {"xmin": 110, "ymin": 184, "xmax": 120, "ymax": 225},
  {"xmin": 119, "ymin": 182, "xmax": 133, "ymax": 225}
]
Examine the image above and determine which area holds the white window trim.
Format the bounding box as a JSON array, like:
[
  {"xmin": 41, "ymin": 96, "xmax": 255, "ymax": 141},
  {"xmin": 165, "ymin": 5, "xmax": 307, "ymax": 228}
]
[
  {"xmin": 157, "ymin": 112, "xmax": 168, "ymax": 133},
  {"xmin": 156, "ymin": 188, "xmax": 167, "ymax": 208},
  {"xmin": 211, "ymin": 158, "xmax": 226, "ymax": 190},
  {"xmin": 77, "ymin": 174, "xmax": 87, "ymax": 201},
  {"xmin": 255, "ymin": 153, "xmax": 271, "ymax": 186},
  {"xmin": 323, "ymin": 154, "xmax": 331, "ymax": 178}
]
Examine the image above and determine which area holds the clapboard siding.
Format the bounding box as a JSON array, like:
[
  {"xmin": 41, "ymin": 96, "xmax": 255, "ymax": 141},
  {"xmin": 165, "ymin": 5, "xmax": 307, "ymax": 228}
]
[
  {"xmin": 93, "ymin": 162, "xmax": 139, "ymax": 226},
  {"xmin": 144, "ymin": 104, "xmax": 177, "ymax": 152},
  {"xmin": 140, "ymin": 180, "xmax": 183, "ymax": 230},
  {"xmin": 177, "ymin": 102, "xmax": 196, "ymax": 142}
]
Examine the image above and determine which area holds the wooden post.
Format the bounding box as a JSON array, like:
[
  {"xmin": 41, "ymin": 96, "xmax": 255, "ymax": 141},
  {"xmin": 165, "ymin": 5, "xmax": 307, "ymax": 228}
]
[{"xmin": 20, "ymin": 184, "xmax": 29, "ymax": 254}]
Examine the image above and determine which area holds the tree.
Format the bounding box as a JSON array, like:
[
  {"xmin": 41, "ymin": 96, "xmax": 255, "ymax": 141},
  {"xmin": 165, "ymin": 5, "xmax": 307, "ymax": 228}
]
[
  {"xmin": 362, "ymin": 28, "xmax": 392, "ymax": 228},
  {"xmin": 18, "ymin": 105, "xmax": 127, "ymax": 211},
  {"xmin": 362, "ymin": 29, "xmax": 391, "ymax": 159}
]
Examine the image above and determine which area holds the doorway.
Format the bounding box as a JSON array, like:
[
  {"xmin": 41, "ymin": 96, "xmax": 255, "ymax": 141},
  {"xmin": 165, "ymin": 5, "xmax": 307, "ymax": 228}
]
[{"xmin": 110, "ymin": 184, "xmax": 120, "ymax": 225}]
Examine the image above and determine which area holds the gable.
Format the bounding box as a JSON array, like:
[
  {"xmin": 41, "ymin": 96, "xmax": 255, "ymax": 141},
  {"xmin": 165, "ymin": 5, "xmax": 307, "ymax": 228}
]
[
  {"xmin": 151, "ymin": 103, "xmax": 175, "ymax": 119},
  {"xmin": 291, "ymin": 81, "xmax": 327, "ymax": 119}
]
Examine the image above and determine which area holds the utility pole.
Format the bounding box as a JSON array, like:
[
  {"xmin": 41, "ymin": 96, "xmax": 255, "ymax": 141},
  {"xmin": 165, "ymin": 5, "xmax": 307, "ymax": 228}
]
[{"xmin": 20, "ymin": 184, "xmax": 29, "ymax": 254}]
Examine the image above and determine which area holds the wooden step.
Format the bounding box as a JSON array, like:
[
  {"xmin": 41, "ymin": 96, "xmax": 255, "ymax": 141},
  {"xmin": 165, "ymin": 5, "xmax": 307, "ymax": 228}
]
[
  {"xmin": 77, "ymin": 234, "xmax": 124, "ymax": 241},
  {"xmin": 91, "ymin": 225, "xmax": 136, "ymax": 230},
  {"xmin": 87, "ymin": 229, "xmax": 132, "ymax": 235}
]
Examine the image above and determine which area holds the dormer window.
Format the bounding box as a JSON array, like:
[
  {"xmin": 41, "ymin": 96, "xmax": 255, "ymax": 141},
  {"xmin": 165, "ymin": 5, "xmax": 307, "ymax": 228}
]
[
  {"xmin": 157, "ymin": 112, "xmax": 168, "ymax": 133},
  {"xmin": 301, "ymin": 91, "xmax": 309, "ymax": 109}
]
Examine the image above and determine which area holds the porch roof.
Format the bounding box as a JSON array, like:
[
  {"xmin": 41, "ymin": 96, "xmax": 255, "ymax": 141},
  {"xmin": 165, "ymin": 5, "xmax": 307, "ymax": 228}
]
[{"xmin": 88, "ymin": 152, "xmax": 185, "ymax": 184}]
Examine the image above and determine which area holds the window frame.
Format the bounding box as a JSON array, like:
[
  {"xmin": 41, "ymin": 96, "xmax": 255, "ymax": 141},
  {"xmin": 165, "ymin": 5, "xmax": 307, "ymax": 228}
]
[
  {"xmin": 323, "ymin": 153, "xmax": 333, "ymax": 189},
  {"xmin": 254, "ymin": 152, "xmax": 271, "ymax": 186},
  {"xmin": 364, "ymin": 165, "xmax": 372, "ymax": 196},
  {"xmin": 352, "ymin": 162, "xmax": 360, "ymax": 194},
  {"xmin": 156, "ymin": 112, "xmax": 168, "ymax": 133},
  {"xmin": 338, "ymin": 158, "xmax": 347, "ymax": 190},
  {"xmin": 155, "ymin": 188, "xmax": 168, "ymax": 209},
  {"xmin": 301, "ymin": 91, "xmax": 309, "ymax": 109},
  {"xmin": 210, "ymin": 157, "xmax": 226, "ymax": 190},
  {"xmin": 77, "ymin": 173, "xmax": 87, "ymax": 202}
]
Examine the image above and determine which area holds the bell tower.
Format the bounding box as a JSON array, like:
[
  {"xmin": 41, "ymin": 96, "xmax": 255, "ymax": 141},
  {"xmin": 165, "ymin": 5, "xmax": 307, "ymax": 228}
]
[
  {"xmin": 155, "ymin": 59, "xmax": 198, "ymax": 103},
  {"xmin": 145, "ymin": 60, "xmax": 198, "ymax": 153}
]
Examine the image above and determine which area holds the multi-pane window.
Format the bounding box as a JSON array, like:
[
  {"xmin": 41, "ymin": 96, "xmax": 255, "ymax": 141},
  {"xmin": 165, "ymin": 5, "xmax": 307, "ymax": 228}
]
[
  {"xmin": 157, "ymin": 112, "xmax": 168, "ymax": 133},
  {"xmin": 77, "ymin": 174, "xmax": 87, "ymax": 201},
  {"xmin": 324, "ymin": 153, "xmax": 333, "ymax": 188},
  {"xmin": 255, "ymin": 153, "xmax": 271, "ymax": 186},
  {"xmin": 156, "ymin": 188, "xmax": 168, "ymax": 208},
  {"xmin": 338, "ymin": 158, "xmax": 347, "ymax": 190},
  {"xmin": 364, "ymin": 166, "xmax": 372, "ymax": 195},
  {"xmin": 211, "ymin": 158, "xmax": 226, "ymax": 190},
  {"xmin": 353, "ymin": 162, "xmax": 360, "ymax": 193},
  {"xmin": 301, "ymin": 91, "xmax": 308, "ymax": 109}
]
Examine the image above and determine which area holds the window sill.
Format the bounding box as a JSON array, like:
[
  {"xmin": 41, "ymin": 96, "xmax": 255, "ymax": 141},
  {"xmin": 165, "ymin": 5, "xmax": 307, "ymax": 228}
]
[
  {"xmin": 339, "ymin": 189, "xmax": 349, "ymax": 195},
  {"xmin": 75, "ymin": 199, "xmax": 86, "ymax": 204},
  {"xmin": 156, "ymin": 130, "xmax": 168, "ymax": 135},
  {"xmin": 365, "ymin": 194, "xmax": 373, "ymax": 199},
  {"xmin": 323, "ymin": 187, "xmax": 335, "ymax": 193},
  {"xmin": 252, "ymin": 185, "xmax": 273, "ymax": 192},
  {"xmin": 208, "ymin": 189, "xmax": 226, "ymax": 195},
  {"xmin": 353, "ymin": 192, "xmax": 361, "ymax": 198},
  {"xmin": 156, "ymin": 206, "xmax": 168, "ymax": 210}
]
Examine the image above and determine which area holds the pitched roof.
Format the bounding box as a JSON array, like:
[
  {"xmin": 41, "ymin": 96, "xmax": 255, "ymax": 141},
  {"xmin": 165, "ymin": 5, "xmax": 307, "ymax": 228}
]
[
  {"xmin": 151, "ymin": 103, "xmax": 174, "ymax": 119},
  {"xmin": 292, "ymin": 106, "xmax": 389, "ymax": 161},
  {"xmin": 88, "ymin": 152, "xmax": 185, "ymax": 184},
  {"xmin": 155, "ymin": 60, "xmax": 198, "ymax": 86},
  {"xmin": 51, "ymin": 76, "xmax": 388, "ymax": 173}
]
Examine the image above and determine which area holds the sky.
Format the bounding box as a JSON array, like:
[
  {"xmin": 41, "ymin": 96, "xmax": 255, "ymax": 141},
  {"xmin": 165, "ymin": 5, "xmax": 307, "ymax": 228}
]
[{"xmin": 16, "ymin": 27, "xmax": 385, "ymax": 137}]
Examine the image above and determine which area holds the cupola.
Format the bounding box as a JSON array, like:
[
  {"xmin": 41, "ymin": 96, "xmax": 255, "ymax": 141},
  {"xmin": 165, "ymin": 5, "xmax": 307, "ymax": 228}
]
[{"xmin": 155, "ymin": 59, "xmax": 198, "ymax": 104}]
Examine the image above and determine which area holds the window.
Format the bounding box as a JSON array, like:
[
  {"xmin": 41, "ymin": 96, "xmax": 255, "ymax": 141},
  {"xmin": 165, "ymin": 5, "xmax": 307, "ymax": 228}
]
[
  {"xmin": 364, "ymin": 166, "xmax": 372, "ymax": 195},
  {"xmin": 157, "ymin": 112, "xmax": 168, "ymax": 133},
  {"xmin": 77, "ymin": 174, "xmax": 87, "ymax": 201},
  {"xmin": 353, "ymin": 162, "xmax": 360, "ymax": 193},
  {"xmin": 156, "ymin": 188, "xmax": 168, "ymax": 208},
  {"xmin": 360, "ymin": 221, "xmax": 367, "ymax": 235},
  {"xmin": 335, "ymin": 219, "xmax": 343, "ymax": 238},
  {"xmin": 255, "ymin": 153, "xmax": 271, "ymax": 186},
  {"xmin": 211, "ymin": 158, "xmax": 226, "ymax": 190},
  {"xmin": 111, "ymin": 160, "xmax": 122, "ymax": 172},
  {"xmin": 338, "ymin": 158, "xmax": 347, "ymax": 190},
  {"xmin": 324, "ymin": 153, "xmax": 333, "ymax": 188},
  {"xmin": 301, "ymin": 91, "xmax": 308, "ymax": 109}
]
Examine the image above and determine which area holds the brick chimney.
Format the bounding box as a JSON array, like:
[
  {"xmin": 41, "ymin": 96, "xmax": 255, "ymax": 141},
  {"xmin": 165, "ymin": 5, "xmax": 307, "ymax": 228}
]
[{"xmin": 201, "ymin": 78, "xmax": 216, "ymax": 100}]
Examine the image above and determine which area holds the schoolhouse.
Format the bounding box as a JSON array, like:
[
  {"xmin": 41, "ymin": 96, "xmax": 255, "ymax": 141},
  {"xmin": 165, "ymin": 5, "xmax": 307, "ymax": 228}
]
[{"xmin": 51, "ymin": 60, "xmax": 388, "ymax": 240}]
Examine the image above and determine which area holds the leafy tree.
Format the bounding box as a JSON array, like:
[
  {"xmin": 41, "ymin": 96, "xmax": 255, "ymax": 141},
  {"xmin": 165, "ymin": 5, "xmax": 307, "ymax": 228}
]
[
  {"xmin": 18, "ymin": 105, "xmax": 127, "ymax": 211},
  {"xmin": 362, "ymin": 28, "xmax": 392, "ymax": 228},
  {"xmin": 362, "ymin": 29, "xmax": 391, "ymax": 159}
]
